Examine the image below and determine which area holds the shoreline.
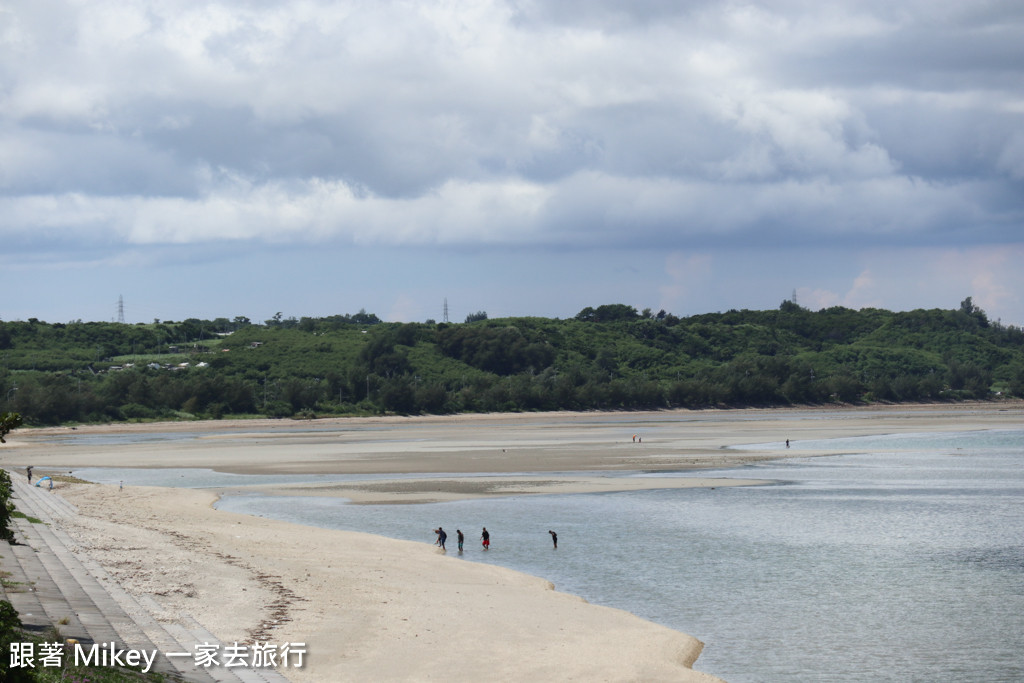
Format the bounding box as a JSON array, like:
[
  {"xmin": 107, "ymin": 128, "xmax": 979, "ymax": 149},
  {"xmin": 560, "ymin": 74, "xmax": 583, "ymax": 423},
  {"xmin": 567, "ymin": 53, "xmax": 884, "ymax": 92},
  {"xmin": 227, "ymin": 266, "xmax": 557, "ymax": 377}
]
[
  {"xmin": 55, "ymin": 483, "xmax": 725, "ymax": 682},
  {"xmin": 4, "ymin": 403, "xmax": 1023, "ymax": 681},
  {"xmin": 7, "ymin": 402, "xmax": 1022, "ymax": 479},
  {"xmin": 9, "ymin": 397, "xmax": 1024, "ymax": 436}
]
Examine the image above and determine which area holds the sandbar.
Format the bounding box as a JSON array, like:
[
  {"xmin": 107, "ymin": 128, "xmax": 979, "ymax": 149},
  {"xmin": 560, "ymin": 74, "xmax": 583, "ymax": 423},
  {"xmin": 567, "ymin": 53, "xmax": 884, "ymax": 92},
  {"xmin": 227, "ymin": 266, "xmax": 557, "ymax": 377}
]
[{"xmin": 3, "ymin": 402, "xmax": 1021, "ymax": 681}]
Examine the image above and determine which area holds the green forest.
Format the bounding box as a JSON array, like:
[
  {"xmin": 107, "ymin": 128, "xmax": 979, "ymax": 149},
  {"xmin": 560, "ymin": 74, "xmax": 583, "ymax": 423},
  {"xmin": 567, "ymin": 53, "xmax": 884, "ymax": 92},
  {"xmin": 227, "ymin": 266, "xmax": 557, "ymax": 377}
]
[{"xmin": 2, "ymin": 298, "xmax": 1023, "ymax": 426}]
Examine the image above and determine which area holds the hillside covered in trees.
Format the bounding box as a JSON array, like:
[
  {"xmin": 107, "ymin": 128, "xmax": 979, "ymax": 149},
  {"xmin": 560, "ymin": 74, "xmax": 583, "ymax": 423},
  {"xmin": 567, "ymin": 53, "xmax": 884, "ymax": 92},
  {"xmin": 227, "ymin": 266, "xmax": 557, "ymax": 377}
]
[{"xmin": 2, "ymin": 299, "xmax": 1023, "ymax": 426}]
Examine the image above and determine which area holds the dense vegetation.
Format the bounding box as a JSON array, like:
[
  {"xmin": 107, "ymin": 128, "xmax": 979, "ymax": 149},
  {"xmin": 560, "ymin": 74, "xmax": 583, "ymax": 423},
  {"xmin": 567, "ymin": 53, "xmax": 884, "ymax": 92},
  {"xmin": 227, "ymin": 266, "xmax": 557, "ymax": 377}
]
[{"xmin": 1, "ymin": 299, "xmax": 1022, "ymax": 426}]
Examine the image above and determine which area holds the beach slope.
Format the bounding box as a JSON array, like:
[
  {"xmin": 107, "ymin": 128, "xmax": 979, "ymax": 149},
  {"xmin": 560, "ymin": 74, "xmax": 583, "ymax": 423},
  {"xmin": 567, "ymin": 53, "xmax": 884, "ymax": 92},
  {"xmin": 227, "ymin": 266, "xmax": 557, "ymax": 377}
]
[{"xmin": 58, "ymin": 484, "xmax": 724, "ymax": 682}]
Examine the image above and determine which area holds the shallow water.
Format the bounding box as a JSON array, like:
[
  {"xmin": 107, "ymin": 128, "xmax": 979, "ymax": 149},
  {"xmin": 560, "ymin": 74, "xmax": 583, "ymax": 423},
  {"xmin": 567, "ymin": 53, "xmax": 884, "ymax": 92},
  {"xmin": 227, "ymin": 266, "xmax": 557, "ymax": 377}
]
[{"xmin": 83, "ymin": 429, "xmax": 1024, "ymax": 682}]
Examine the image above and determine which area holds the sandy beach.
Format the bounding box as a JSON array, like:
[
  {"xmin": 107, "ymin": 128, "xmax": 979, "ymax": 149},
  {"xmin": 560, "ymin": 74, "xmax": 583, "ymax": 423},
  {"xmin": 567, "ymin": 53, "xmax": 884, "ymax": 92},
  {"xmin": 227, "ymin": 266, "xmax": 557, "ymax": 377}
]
[{"xmin": 3, "ymin": 402, "xmax": 1022, "ymax": 681}]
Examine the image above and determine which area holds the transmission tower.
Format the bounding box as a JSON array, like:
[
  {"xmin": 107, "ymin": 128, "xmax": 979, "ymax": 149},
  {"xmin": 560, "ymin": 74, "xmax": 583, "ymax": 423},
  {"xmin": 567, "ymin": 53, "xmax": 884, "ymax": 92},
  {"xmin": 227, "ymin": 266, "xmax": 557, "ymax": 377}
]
[
  {"xmin": 791, "ymin": 289, "xmax": 798, "ymax": 306},
  {"xmin": 117, "ymin": 295, "xmax": 125, "ymax": 323},
  {"xmin": 443, "ymin": 298, "xmax": 449, "ymax": 323}
]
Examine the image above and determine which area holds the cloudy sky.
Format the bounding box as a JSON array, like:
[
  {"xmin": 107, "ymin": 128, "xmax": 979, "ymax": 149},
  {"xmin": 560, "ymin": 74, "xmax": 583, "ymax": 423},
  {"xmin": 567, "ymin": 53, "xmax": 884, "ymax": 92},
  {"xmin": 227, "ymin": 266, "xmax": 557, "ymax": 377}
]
[{"xmin": 2, "ymin": 1, "xmax": 1023, "ymax": 326}]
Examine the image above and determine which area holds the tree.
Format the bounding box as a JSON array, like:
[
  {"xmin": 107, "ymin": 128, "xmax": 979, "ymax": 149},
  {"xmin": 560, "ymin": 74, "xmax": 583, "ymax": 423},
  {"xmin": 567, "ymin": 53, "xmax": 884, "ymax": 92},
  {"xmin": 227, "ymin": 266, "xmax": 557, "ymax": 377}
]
[
  {"xmin": 465, "ymin": 311, "xmax": 488, "ymax": 323},
  {"xmin": 0, "ymin": 412, "xmax": 22, "ymax": 443},
  {"xmin": 0, "ymin": 597, "xmax": 31, "ymax": 683},
  {"xmin": 576, "ymin": 304, "xmax": 639, "ymax": 323},
  {"xmin": 351, "ymin": 309, "xmax": 382, "ymax": 325},
  {"xmin": 0, "ymin": 413, "xmax": 22, "ymax": 544},
  {"xmin": 959, "ymin": 296, "xmax": 989, "ymax": 328},
  {"xmin": 0, "ymin": 469, "xmax": 16, "ymax": 543}
]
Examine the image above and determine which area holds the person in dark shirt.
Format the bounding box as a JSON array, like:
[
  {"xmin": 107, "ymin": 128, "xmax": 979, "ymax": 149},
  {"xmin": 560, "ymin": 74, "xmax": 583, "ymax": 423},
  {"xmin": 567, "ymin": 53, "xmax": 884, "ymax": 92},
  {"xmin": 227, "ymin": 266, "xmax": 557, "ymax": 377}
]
[
  {"xmin": 437, "ymin": 526, "xmax": 447, "ymax": 550},
  {"xmin": 549, "ymin": 530, "xmax": 558, "ymax": 549},
  {"xmin": 481, "ymin": 527, "xmax": 490, "ymax": 550},
  {"xmin": 456, "ymin": 529, "xmax": 464, "ymax": 551}
]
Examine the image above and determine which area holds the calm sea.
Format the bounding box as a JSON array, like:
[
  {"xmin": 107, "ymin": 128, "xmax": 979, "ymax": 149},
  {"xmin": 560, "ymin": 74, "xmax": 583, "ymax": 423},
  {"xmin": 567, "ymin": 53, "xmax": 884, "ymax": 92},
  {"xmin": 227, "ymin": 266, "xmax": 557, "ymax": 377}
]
[{"xmin": 78, "ymin": 429, "xmax": 1024, "ymax": 682}]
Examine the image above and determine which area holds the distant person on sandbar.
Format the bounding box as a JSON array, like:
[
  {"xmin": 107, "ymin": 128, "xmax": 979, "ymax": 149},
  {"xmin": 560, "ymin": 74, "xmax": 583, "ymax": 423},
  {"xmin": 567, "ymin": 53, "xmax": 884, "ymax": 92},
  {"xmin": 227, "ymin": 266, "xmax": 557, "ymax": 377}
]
[
  {"xmin": 549, "ymin": 530, "xmax": 558, "ymax": 549},
  {"xmin": 437, "ymin": 526, "xmax": 447, "ymax": 550},
  {"xmin": 786, "ymin": 439, "xmax": 790, "ymax": 448},
  {"xmin": 456, "ymin": 529, "xmax": 464, "ymax": 551},
  {"xmin": 481, "ymin": 527, "xmax": 490, "ymax": 550}
]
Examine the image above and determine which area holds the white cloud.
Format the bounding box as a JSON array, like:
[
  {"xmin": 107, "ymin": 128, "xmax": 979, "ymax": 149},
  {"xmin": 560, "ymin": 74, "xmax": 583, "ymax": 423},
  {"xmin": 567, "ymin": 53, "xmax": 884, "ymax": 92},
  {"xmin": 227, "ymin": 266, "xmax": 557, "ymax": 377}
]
[
  {"xmin": 1, "ymin": 0, "xmax": 1022, "ymax": 324},
  {"xmin": 796, "ymin": 246, "xmax": 1024, "ymax": 322},
  {"xmin": 797, "ymin": 269, "xmax": 881, "ymax": 312},
  {"xmin": 0, "ymin": 166, "xmax": 1009, "ymax": 251},
  {"xmin": 659, "ymin": 252, "xmax": 713, "ymax": 313}
]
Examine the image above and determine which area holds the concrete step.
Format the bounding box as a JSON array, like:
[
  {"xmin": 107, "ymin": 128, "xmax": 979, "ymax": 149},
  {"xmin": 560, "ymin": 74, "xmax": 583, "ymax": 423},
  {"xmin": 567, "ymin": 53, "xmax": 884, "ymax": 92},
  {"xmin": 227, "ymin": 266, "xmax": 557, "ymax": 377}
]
[
  {"xmin": 31, "ymin": 523, "xmax": 134, "ymax": 645},
  {"xmin": 4, "ymin": 473, "xmax": 220, "ymax": 682},
  {"xmin": 7, "ymin": 527, "xmax": 96, "ymax": 645},
  {"xmin": 3, "ymin": 470, "xmax": 289, "ymax": 682},
  {"xmin": 0, "ymin": 540, "xmax": 52, "ymax": 637},
  {"xmin": 13, "ymin": 476, "xmax": 77, "ymax": 520}
]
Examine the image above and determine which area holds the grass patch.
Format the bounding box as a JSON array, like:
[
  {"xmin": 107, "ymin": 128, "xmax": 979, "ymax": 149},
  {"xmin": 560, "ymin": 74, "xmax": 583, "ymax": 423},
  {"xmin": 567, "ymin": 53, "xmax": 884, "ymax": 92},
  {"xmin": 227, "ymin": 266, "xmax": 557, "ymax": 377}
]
[
  {"xmin": 51, "ymin": 474, "xmax": 92, "ymax": 485},
  {"xmin": 0, "ymin": 570, "xmax": 33, "ymax": 592},
  {"xmin": 10, "ymin": 511, "xmax": 43, "ymax": 524}
]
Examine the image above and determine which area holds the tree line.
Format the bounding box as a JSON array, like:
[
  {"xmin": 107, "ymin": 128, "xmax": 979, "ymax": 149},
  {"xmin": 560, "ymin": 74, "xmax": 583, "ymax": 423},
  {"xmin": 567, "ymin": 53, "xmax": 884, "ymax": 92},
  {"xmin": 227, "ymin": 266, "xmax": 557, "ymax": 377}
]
[{"xmin": 1, "ymin": 298, "xmax": 1022, "ymax": 425}]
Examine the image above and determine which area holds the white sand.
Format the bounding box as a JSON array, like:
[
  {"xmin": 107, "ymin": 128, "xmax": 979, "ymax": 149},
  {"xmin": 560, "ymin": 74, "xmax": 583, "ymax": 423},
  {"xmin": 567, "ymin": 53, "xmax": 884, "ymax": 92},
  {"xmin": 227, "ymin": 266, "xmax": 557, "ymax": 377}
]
[
  {"xmin": 4, "ymin": 402, "xmax": 1022, "ymax": 681},
  {"xmin": 57, "ymin": 484, "xmax": 722, "ymax": 682}
]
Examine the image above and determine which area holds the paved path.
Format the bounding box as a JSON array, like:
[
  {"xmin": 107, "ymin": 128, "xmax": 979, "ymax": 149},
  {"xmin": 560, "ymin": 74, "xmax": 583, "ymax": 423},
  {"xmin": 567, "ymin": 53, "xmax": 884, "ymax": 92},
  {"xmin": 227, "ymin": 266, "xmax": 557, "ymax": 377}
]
[{"xmin": 1, "ymin": 471, "xmax": 291, "ymax": 683}]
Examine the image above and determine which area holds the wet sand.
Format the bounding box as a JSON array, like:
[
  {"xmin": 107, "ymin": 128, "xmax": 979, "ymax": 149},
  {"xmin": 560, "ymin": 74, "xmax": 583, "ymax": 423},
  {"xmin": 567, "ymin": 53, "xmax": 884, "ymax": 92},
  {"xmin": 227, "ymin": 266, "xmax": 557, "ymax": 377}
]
[{"xmin": 3, "ymin": 402, "xmax": 1021, "ymax": 681}]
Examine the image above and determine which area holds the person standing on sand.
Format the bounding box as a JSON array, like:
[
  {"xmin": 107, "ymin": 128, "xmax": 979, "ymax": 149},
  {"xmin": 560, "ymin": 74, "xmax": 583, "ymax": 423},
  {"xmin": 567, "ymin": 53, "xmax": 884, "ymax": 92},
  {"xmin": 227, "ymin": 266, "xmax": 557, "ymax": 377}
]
[
  {"xmin": 481, "ymin": 527, "xmax": 490, "ymax": 550},
  {"xmin": 549, "ymin": 530, "xmax": 558, "ymax": 549},
  {"xmin": 26, "ymin": 466, "xmax": 32, "ymax": 483},
  {"xmin": 456, "ymin": 529, "xmax": 464, "ymax": 551},
  {"xmin": 437, "ymin": 526, "xmax": 447, "ymax": 550}
]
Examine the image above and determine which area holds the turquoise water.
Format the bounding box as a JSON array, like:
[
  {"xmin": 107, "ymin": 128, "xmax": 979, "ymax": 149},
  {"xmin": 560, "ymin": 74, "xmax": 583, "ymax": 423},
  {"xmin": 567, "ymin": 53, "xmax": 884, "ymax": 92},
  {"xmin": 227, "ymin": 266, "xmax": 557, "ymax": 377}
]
[{"xmin": 81, "ymin": 429, "xmax": 1024, "ymax": 682}]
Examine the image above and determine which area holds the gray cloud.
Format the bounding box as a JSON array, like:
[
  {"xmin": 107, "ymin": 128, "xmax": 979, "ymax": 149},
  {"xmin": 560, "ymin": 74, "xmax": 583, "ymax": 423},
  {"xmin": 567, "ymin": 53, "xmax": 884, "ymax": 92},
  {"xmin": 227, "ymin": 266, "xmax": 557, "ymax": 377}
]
[{"xmin": 1, "ymin": 0, "xmax": 1021, "ymax": 263}]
